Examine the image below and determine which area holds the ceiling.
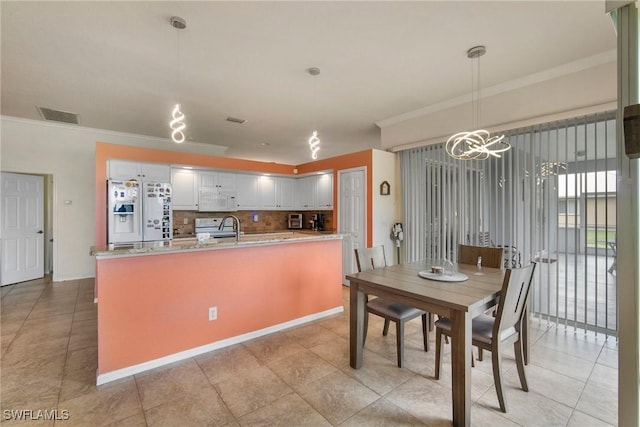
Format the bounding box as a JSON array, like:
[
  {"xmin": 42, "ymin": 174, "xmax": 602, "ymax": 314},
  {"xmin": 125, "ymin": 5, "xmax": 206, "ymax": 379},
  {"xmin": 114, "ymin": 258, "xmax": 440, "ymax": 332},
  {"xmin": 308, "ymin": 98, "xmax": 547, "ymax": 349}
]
[{"xmin": 1, "ymin": 1, "xmax": 616, "ymax": 165}]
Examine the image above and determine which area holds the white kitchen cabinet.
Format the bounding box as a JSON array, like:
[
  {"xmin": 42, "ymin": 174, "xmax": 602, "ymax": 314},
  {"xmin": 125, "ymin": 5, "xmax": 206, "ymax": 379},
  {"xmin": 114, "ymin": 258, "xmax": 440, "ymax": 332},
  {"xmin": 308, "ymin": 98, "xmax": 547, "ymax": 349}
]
[
  {"xmin": 277, "ymin": 178, "xmax": 295, "ymax": 209},
  {"xmin": 294, "ymin": 173, "xmax": 333, "ymax": 210},
  {"xmin": 259, "ymin": 176, "xmax": 295, "ymax": 210},
  {"xmin": 171, "ymin": 168, "xmax": 199, "ymax": 210},
  {"xmin": 236, "ymin": 174, "xmax": 260, "ymax": 210},
  {"xmin": 198, "ymin": 171, "xmax": 237, "ymax": 212},
  {"xmin": 107, "ymin": 160, "xmax": 171, "ymax": 182},
  {"xmin": 295, "ymin": 176, "xmax": 317, "ymax": 210},
  {"xmin": 199, "ymin": 171, "xmax": 237, "ymax": 192},
  {"xmin": 315, "ymin": 173, "xmax": 333, "ymax": 209}
]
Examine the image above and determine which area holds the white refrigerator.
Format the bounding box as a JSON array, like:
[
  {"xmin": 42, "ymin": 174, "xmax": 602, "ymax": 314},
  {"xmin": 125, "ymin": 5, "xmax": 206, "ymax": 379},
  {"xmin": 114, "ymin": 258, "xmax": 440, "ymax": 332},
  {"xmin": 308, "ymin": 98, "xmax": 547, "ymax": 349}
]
[{"xmin": 108, "ymin": 180, "xmax": 173, "ymax": 244}]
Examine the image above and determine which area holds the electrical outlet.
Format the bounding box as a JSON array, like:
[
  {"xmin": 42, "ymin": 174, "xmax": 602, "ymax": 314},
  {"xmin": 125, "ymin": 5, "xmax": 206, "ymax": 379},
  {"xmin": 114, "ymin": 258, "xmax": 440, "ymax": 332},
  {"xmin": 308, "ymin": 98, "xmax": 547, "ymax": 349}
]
[
  {"xmin": 208, "ymin": 306, "xmax": 217, "ymax": 321},
  {"xmin": 183, "ymin": 218, "xmax": 189, "ymax": 225}
]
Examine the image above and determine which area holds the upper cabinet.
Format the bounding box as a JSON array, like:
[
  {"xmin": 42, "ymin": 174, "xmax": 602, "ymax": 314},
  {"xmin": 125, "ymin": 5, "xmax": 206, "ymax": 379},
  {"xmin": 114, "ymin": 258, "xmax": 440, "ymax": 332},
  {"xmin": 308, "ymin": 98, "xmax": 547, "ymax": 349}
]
[
  {"xmin": 295, "ymin": 173, "xmax": 333, "ymax": 210},
  {"xmin": 171, "ymin": 168, "xmax": 199, "ymax": 210},
  {"xmin": 260, "ymin": 176, "xmax": 295, "ymax": 210},
  {"xmin": 236, "ymin": 174, "xmax": 260, "ymax": 210},
  {"xmin": 108, "ymin": 160, "xmax": 171, "ymax": 182},
  {"xmin": 198, "ymin": 171, "xmax": 237, "ymax": 212},
  {"xmin": 316, "ymin": 173, "xmax": 334, "ymax": 209},
  {"xmin": 295, "ymin": 176, "xmax": 316, "ymax": 210},
  {"xmin": 199, "ymin": 171, "xmax": 236, "ymax": 192},
  {"xmin": 159, "ymin": 165, "xmax": 334, "ymax": 212}
]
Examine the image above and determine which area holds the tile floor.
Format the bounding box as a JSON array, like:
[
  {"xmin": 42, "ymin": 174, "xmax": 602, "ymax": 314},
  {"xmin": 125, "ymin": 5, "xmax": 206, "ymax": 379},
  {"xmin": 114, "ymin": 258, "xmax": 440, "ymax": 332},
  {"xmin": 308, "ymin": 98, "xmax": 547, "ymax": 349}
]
[{"xmin": 1, "ymin": 276, "xmax": 618, "ymax": 426}]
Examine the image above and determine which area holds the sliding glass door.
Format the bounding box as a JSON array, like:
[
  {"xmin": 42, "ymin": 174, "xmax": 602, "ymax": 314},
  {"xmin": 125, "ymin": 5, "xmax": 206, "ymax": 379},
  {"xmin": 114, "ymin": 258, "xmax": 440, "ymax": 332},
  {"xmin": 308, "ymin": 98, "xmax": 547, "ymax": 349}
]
[{"xmin": 401, "ymin": 111, "xmax": 617, "ymax": 335}]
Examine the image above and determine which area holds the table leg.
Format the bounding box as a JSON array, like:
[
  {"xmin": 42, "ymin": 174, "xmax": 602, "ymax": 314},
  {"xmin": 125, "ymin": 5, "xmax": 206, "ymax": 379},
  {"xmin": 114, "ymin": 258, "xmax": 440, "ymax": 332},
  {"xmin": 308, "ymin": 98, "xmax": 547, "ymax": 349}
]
[
  {"xmin": 450, "ymin": 310, "xmax": 471, "ymax": 427},
  {"xmin": 349, "ymin": 283, "xmax": 366, "ymax": 369}
]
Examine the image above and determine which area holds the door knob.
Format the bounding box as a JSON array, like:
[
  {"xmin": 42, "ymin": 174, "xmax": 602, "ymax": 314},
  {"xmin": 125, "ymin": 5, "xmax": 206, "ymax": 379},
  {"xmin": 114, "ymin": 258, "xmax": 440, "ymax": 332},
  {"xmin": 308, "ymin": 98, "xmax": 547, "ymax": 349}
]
[{"xmin": 37, "ymin": 230, "xmax": 44, "ymax": 234}]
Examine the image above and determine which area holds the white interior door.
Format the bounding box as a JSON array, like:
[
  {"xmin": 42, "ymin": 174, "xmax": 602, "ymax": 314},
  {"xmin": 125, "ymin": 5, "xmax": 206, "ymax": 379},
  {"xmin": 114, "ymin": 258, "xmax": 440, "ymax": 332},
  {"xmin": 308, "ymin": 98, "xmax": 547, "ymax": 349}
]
[
  {"xmin": 338, "ymin": 168, "xmax": 366, "ymax": 285},
  {"xmin": 1, "ymin": 173, "xmax": 45, "ymax": 286}
]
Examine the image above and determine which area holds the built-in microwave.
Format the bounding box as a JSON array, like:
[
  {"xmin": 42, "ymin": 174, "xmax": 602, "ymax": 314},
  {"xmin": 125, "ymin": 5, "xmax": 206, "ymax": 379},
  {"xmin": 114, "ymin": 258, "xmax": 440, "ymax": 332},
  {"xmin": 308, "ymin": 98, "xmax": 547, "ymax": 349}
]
[
  {"xmin": 198, "ymin": 189, "xmax": 237, "ymax": 212},
  {"xmin": 288, "ymin": 213, "xmax": 303, "ymax": 229}
]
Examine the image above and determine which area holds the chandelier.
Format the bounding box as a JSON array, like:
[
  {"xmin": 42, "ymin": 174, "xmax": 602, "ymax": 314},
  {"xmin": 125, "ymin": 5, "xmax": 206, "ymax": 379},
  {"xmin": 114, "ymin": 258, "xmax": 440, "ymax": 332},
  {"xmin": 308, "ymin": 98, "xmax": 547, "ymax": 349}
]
[
  {"xmin": 308, "ymin": 67, "xmax": 321, "ymax": 159},
  {"xmin": 169, "ymin": 16, "xmax": 187, "ymax": 144},
  {"xmin": 446, "ymin": 46, "xmax": 510, "ymax": 160}
]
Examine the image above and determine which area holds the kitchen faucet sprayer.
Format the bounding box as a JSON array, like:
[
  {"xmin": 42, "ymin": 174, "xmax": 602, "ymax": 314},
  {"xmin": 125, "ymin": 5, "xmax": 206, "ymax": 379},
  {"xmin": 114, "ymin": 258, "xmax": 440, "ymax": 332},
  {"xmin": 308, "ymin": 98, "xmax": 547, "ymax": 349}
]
[{"xmin": 220, "ymin": 215, "xmax": 241, "ymax": 242}]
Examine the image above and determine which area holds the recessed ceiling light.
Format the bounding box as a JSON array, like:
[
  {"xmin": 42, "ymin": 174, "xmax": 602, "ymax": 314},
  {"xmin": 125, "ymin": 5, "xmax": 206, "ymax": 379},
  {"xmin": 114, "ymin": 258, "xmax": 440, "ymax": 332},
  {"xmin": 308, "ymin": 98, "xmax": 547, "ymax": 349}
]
[
  {"xmin": 226, "ymin": 116, "xmax": 247, "ymax": 124},
  {"xmin": 260, "ymin": 142, "xmax": 271, "ymax": 147}
]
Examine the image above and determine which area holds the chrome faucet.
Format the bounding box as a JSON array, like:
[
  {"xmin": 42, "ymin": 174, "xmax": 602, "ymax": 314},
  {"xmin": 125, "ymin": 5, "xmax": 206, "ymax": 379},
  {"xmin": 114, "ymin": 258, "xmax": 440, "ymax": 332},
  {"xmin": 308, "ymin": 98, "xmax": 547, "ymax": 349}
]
[{"xmin": 220, "ymin": 215, "xmax": 241, "ymax": 241}]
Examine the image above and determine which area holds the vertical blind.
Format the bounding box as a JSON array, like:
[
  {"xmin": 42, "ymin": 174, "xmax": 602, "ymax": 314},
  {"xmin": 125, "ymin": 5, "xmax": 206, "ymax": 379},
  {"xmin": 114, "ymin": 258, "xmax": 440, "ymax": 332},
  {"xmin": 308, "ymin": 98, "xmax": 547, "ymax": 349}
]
[{"xmin": 401, "ymin": 111, "xmax": 617, "ymax": 335}]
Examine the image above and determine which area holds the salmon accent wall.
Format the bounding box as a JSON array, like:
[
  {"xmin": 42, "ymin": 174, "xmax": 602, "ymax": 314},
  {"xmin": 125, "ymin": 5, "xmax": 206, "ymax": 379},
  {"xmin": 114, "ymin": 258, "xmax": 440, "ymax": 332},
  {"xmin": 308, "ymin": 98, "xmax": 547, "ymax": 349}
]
[
  {"xmin": 95, "ymin": 142, "xmax": 373, "ymax": 246},
  {"xmin": 96, "ymin": 239, "xmax": 343, "ymax": 375},
  {"xmin": 296, "ymin": 150, "xmax": 373, "ymax": 247}
]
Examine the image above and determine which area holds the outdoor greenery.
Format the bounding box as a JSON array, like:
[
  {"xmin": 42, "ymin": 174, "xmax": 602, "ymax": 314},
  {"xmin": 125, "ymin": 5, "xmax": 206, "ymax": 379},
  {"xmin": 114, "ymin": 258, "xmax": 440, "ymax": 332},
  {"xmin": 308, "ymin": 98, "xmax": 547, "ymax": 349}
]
[{"xmin": 586, "ymin": 229, "xmax": 616, "ymax": 248}]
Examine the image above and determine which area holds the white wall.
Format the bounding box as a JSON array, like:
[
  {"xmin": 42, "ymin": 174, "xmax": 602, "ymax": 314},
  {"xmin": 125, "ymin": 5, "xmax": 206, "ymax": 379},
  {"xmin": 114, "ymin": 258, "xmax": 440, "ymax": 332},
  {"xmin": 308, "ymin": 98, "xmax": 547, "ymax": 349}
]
[
  {"xmin": 0, "ymin": 116, "xmax": 227, "ymax": 281},
  {"xmin": 372, "ymin": 150, "xmax": 398, "ymax": 264},
  {"xmin": 380, "ymin": 60, "xmax": 616, "ymax": 150}
]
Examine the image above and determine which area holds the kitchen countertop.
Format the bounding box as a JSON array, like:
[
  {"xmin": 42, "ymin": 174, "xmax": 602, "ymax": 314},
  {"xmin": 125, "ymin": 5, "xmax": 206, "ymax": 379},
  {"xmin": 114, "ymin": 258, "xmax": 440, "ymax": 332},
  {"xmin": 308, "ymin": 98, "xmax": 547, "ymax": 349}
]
[{"xmin": 91, "ymin": 231, "xmax": 343, "ymax": 258}]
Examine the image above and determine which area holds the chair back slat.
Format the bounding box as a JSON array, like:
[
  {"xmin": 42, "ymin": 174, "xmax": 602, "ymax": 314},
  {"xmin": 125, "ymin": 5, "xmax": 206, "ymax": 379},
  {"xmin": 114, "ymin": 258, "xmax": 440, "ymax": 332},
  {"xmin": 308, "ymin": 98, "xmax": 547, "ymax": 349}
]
[
  {"xmin": 355, "ymin": 246, "xmax": 387, "ymax": 272},
  {"xmin": 458, "ymin": 244, "xmax": 503, "ymax": 269},
  {"xmin": 494, "ymin": 263, "xmax": 537, "ymax": 335}
]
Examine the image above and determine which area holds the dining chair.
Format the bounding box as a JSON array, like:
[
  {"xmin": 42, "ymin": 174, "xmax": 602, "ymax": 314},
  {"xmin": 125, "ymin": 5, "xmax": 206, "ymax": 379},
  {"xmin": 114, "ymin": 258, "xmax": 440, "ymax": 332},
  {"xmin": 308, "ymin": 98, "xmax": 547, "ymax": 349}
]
[
  {"xmin": 434, "ymin": 263, "xmax": 537, "ymax": 412},
  {"xmin": 458, "ymin": 244, "xmax": 504, "ymax": 269},
  {"xmin": 354, "ymin": 246, "xmax": 430, "ymax": 368},
  {"xmin": 458, "ymin": 244, "xmax": 505, "ymax": 361}
]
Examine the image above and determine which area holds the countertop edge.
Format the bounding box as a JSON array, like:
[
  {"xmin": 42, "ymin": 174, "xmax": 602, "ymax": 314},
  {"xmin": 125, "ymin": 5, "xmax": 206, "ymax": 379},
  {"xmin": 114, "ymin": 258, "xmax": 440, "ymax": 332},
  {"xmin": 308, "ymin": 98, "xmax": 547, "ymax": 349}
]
[{"xmin": 91, "ymin": 233, "xmax": 344, "ymax": 259}]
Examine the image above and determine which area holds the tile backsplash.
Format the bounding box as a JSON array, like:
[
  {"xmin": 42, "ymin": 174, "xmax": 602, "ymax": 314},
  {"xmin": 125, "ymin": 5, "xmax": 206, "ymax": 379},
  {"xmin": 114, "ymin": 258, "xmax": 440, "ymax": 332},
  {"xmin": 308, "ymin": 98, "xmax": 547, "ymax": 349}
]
[{"xmin": 173, "ymin": 210, "xmax": 333, "ymax": 236}]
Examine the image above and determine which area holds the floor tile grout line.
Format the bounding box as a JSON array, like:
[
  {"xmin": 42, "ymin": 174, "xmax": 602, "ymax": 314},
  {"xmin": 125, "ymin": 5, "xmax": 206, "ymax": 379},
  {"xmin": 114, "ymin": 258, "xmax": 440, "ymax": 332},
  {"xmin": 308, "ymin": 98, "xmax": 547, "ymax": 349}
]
[
  {"xmin": 192, "ymin": 354, "xmax": 250, "ymax": 426},
  {"xmin": 1, "ymin": 276, "xmax": 51, "ymax": 357},
  {"xmin": 54, "ymin": 276, "xmax": 81, "ymax": 413},
  {"xmin": 132, "ymin": 374, "xmax": 150, "ymax": 427}
]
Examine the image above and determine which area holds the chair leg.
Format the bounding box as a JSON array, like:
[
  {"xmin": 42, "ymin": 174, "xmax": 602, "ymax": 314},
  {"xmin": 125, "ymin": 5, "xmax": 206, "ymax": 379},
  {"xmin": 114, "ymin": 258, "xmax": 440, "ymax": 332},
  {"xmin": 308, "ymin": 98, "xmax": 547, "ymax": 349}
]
[
  {"xmin": 435, "ymin": 328, "xmax": 444, "ymax": 379},
  {"xmin": 382, "ymin": 319, "xmax": 391, "ymax": 336},
  {"xmin": 421, "ymin": 314, "xmax": 429, "ymax": 352},
  {"xmin": 478, "ymin": 348, "xmax": 483, "ymax": 361},
  {"xmin": 396, "ymin": 321, "xmax": 404, "ymax": 368},
  {"xmin": 514, "ymin": 338, "xmax": 529, "ymax": 392},
  {"xmin": 491, "ymin": 346, "xmax": 508, "ymax": 412},
  {"xmin": 428, "ymin": 313, "xmax": 435, "ymax": 332},
  {"xmin": 471, "ymin": 349, "xmax": 475, "ymax": 368}
]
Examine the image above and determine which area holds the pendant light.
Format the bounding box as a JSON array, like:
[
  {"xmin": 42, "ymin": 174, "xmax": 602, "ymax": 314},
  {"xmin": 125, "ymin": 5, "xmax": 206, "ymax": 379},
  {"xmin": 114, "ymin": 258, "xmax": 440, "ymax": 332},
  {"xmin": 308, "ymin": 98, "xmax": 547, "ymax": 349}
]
[
  {"xmin": 446, "ymin": 46, "xmax": 510, "ymax": 160},
  {"xmin": 169, "ymin": 16, "xmax": 186, "ymax": 143},
  {"xmin": 308, "ymin": 67, "xmax": 321, "ymax": 159}
]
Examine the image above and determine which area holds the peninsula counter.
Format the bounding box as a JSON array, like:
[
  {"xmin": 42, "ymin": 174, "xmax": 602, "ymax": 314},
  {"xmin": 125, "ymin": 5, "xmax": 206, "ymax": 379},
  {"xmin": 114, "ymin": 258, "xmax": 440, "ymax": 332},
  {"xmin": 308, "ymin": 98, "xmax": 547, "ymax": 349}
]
[{"xmin": 92, "ymin": 232, "xmax": 344, "ymax": 385}]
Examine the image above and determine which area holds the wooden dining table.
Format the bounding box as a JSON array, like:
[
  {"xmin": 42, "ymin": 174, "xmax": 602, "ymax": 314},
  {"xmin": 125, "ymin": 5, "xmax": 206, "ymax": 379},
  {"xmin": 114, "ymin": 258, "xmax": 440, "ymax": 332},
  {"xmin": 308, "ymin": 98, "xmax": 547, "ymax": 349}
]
[{"xmin": 346, "ymin": 260, "xmax": 507, "ymax": 427}]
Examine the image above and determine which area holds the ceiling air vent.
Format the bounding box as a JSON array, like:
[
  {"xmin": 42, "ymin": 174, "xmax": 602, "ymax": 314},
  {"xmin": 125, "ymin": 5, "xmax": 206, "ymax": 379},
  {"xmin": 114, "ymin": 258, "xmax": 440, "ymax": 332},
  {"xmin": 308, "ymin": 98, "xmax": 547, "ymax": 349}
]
[
  {"xmin": 226, "ymin": 116, "xmax": 247, "ymax": 124},
  {"xmin": 37, "ymin": 107, "xmax": 79, "ymax": 124}
]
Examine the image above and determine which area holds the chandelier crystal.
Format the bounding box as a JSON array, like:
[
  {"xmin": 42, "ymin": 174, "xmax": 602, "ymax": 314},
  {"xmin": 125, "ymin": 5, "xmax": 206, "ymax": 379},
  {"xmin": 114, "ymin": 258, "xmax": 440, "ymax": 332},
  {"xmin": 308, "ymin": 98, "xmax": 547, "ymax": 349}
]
[
  {"xmin": 447, "ymin": 46, "xmax": 510, "ymax": 160},
  {"xmin": 169, "ymin": 16, "xmax": 187, "ymax": 144}
]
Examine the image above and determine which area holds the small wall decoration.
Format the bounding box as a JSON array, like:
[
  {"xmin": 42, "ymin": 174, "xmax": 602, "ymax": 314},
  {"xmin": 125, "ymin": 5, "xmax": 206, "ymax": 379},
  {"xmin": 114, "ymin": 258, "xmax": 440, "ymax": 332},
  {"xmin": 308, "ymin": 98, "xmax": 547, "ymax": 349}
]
[{"xmin": 380, "ymin": 180, "xmax": 390, "ymax": 196}]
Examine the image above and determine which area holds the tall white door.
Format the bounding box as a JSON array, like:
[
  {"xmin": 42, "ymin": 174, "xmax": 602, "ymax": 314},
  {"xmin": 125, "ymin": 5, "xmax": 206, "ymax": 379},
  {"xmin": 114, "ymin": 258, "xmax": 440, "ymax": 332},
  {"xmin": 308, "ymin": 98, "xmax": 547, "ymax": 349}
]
[
  {"xmin": 1, "ymin": 173, "xmax": 45, "ymax": 286},
  {"xmin": 338, "ymin": 168, "xmax": 366, "ymax": 285}
]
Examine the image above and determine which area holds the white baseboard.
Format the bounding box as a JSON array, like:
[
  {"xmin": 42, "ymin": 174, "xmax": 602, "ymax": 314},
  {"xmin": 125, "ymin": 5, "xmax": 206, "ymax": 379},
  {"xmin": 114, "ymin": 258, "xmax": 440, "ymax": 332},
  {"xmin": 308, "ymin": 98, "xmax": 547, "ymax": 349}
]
[{"xmin": 96, "ymin": 305, "xmax": 344, "ymax": 385}]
